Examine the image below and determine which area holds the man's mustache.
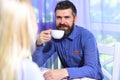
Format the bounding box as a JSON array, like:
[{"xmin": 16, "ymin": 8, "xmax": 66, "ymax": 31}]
[{"xmin": 58, "ymin": 24, "xmax": 68, "ymax": 28}]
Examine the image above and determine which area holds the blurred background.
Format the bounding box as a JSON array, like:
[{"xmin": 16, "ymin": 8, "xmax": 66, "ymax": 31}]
[{"xmin": 30, "ymin": 0, "xmax": 120, "ymax": 80}]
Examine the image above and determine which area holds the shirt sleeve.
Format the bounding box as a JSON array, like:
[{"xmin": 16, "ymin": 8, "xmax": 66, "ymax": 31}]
[{"xmin": 32, "ymin": 41, "xmax": 56, "ymax": 67}]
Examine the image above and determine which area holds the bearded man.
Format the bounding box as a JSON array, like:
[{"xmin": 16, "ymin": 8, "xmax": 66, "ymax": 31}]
[{"xmin": 32, "ymin": 1, "xmax": 103, "ymax": 80}]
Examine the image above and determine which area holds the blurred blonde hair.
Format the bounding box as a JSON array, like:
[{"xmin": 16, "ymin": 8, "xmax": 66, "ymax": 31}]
[{"xmin": 0, "ymin": 1, "xmax": 37, "ymax": 80}]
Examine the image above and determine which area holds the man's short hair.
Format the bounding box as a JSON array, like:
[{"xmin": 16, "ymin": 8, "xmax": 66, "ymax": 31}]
[{"xmin": 54, "ymin": 1, "xmax": 77, "ymax": 16}]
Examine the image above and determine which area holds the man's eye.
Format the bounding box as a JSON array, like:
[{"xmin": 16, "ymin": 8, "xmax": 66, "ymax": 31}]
[
  {"xmin": 56, "ymin": 16, "xmax": 61, "ymax": 19},
  {"xmin": 65, "ymin": 16, "xmax": 70, "ymax": 19}
]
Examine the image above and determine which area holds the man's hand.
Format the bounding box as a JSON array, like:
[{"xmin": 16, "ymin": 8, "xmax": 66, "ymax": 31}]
[
  {"xmin": 37, "ymin": 29, "xmax": 52, "ymax": 46},
  {"xmin": 44, "ymin": 69, "xmax": 69, "ymax": 80}
]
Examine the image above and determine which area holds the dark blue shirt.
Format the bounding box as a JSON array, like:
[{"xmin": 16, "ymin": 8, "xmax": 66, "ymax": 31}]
[{"xmin": 32, "ymin": 25, "xmax": 103, "ymax": 79}]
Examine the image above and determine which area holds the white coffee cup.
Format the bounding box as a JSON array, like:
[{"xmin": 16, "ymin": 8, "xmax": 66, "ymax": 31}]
[{"xmin": 51, "ymin": 30, "xmax": 64, "ymax": 39}]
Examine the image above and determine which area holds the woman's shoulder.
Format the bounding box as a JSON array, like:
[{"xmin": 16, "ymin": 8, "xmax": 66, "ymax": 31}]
[{"xmin": 20, "ymin": 59, "xmax": 45, "ymax": 80}]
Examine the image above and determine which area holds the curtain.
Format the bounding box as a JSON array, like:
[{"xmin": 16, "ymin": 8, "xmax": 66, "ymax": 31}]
[
  {"xmin": 70, "ymin": 0, "xmax": 120, "ymax": 45},
  {"xmin": 30, "ymin": 0, "xmax": 60, "ymax": 33}
]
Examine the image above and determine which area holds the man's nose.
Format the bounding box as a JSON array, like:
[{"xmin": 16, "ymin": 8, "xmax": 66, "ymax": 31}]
[{"xmin": 60, "ymin": 18, "xmax": 65, "ymax": 24}]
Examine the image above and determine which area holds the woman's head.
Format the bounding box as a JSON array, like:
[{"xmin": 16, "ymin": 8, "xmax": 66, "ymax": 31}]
[
  {"xmin": 0, "ymin": 1, "xmax": 37, "ymax": 57},
  {"xmin": 0, "ymin": 1, "xmax": 37, "ymax": 80}
]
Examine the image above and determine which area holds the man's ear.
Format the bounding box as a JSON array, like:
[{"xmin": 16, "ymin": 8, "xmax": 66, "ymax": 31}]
[{"xmin": 74, "ymin": 16, "xmax": 78, "ymax": 23}]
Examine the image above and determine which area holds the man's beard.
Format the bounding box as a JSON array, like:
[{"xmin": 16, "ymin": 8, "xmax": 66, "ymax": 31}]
[{"xmin": 56, "ymin": 23, "xmax": 74, "ymax": 38}]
